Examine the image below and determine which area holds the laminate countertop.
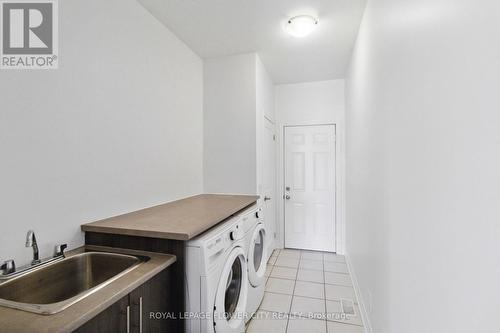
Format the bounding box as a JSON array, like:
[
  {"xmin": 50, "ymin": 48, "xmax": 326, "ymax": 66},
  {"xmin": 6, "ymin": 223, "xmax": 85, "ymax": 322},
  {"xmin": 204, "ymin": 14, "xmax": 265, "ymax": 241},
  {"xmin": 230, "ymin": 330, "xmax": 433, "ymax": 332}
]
[
  {"xmin": 81, "ymin": 194, "xmax": 259, "ymax": 240},
  {"xmin": 0, "ymin": 246, "xmax": 176, "ymax": 333}
]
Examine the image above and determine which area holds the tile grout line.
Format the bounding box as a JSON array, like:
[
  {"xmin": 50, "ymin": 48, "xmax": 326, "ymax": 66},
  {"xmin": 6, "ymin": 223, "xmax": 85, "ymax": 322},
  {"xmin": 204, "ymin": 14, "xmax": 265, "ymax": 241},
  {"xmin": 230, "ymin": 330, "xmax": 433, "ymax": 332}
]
[
  {"xmin": 284, "ymin": 250, "xmax": 302, "ymax": 333},
  {"xmin": 262, "ymin": 290, "xmax": 327, "ymax": 301},
  {"xmin": 262, "ymin": 250, "xmax": 351, "ymax": 333},
  {"xmin": 322, "ymin": 252, "xmax": 328, "ymax": 333}
]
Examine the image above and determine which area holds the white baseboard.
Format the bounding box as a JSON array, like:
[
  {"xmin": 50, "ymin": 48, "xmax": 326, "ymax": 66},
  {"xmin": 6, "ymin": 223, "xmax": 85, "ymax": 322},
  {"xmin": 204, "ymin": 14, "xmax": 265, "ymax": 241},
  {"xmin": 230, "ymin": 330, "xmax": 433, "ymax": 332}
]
[{"xmin": 345, "ymin": 253, "xmax": 373, "ymax": 333}]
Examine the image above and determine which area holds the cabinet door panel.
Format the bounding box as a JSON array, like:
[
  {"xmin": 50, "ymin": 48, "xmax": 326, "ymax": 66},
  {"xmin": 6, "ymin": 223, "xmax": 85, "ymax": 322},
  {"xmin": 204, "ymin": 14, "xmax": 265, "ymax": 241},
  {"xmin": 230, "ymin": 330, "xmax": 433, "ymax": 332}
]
[
  {"xmin": 73, "ymin": 295, "xmax": 129, "ymax": 333},
  {"xmin": 130, "ymin": 269, "xmax": 171, "ymax": 333}
]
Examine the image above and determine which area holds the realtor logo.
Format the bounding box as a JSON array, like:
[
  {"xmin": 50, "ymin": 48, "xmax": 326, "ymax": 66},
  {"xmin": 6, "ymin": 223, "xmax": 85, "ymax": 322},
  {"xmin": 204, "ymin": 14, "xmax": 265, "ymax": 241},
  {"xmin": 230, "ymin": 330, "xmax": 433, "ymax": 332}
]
[{"xmin": 1, "ymin": 0, "xmax": 58, "ymax": 69}]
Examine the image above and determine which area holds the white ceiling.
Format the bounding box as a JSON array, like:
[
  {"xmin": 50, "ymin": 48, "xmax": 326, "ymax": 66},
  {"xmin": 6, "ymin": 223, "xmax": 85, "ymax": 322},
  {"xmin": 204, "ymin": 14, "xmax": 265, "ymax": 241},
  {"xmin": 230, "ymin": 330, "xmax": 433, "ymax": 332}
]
[{"xmin": 138, "ymin": 0, "xmax": 366, "ymax": 84}]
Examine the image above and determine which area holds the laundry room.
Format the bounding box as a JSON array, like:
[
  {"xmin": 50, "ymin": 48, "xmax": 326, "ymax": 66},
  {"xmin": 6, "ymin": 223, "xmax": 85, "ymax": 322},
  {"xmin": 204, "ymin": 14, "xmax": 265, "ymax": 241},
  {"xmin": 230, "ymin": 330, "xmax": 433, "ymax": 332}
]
[{"xmin": 1, "ymin": 0, "xmax": 499, "ymax": 333}]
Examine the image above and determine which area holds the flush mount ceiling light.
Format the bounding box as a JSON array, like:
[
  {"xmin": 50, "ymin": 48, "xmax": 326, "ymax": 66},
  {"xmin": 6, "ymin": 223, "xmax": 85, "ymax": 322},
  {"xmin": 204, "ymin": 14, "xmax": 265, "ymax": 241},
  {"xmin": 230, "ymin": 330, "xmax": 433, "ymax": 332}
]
[{"xmin": 285, "ymin": 15, "xmax": 319, "ymax": 38}]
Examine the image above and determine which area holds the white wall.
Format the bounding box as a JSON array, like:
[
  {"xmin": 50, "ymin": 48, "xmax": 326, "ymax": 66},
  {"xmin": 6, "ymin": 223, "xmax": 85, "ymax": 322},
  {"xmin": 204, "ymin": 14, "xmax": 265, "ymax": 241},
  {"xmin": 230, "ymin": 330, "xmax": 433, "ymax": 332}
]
[
  {"xmin": 256, "ymin": 56, "xmax": 275, "ymax": 124},
  {"xmin": 0, "ymin": 0, "xmax": 203, "ymax": 266},
  {"xmin": 276, "ymin": 80, "xmax": 345, "ymax": 126},
  {"xmin": 275, "ymin": 80, "xmax": 346, "ymax": 252},
  {"xmin": 256, "ymin": 55, "xmax": 277, "ymax": 253},
  {"xmin": 203, "ymin": 53, "xmax": 258, "ymax": 194},
  {"xmin": 256, "ymin": 55, "xmax": 275, "ymax": 195},
  {"xmin": 346, "ymin": 0, "xmax": 500, "ymax": 332}
]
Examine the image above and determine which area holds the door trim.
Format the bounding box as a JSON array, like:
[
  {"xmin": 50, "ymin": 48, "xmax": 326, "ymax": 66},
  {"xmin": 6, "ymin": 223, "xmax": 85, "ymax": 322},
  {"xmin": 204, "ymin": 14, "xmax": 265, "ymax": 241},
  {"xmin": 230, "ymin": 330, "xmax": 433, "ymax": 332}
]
[
  {"xmin": 278, "ymin": 123, "xmax": 345, "ymax": 254},
  {"xmin": 260, "ymin": 117, "xmax": 278, "ymax": 254}
]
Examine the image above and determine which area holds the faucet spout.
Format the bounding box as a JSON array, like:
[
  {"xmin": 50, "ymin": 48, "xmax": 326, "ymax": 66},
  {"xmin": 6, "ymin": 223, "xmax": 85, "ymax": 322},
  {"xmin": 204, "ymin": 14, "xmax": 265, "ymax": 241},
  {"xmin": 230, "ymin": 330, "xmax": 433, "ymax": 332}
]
[{"xmin": 26, "ymin": 230, "xmax": 40, "ymax": 265}]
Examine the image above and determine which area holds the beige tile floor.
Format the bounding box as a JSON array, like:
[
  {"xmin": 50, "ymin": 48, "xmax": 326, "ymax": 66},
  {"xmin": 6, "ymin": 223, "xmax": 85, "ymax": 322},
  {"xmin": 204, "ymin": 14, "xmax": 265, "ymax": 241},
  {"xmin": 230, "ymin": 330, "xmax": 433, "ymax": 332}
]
[{"xmin": 246, "ymin": 249, "xmax": 365, "ymax": 333}]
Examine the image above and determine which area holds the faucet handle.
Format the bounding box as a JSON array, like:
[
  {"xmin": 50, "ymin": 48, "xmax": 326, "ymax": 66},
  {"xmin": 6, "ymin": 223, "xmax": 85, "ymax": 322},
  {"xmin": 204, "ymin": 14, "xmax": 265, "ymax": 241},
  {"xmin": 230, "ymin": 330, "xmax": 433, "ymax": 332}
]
[
  {"xmin": 0, "ymin": 259, "xmax": 16, "ymax": 275},
  {"xmin": 54, "ymin": 244, "xmax": 68, "ymax": 258}
]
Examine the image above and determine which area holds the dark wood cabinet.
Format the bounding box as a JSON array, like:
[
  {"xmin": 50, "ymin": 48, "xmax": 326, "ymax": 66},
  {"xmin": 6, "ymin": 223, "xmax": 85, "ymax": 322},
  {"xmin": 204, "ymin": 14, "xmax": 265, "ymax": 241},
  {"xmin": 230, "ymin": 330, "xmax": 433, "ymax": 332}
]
[
  {"xmin": 85, "ymin": 232, "xmax": 185, "ymax": 332},
  {"xmin": 74, "ymin": 268, "xmax": 172, "ymax": 333},
  {"xmin": 73, "ymin": 295, "xmax": 129, "ymax": 333},
  {"xmin": 129, "ymin": 268, "xmax": 171, "ymax": 333}
]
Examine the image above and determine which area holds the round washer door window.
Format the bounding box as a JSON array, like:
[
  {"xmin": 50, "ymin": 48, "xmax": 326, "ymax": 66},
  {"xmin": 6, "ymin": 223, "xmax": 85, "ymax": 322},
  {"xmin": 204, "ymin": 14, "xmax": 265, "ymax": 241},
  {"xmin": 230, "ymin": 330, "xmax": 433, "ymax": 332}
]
[
  {"xmin": 224, "ymin": 256, "xmax": 242, "ymax": 319},
  {"xmin": 248, "ymin": 224, "xmax": 267, "ymax": 287},
  {"xmin": 214, "ymin": 246, "xmax": 248, "ymax": 332}
]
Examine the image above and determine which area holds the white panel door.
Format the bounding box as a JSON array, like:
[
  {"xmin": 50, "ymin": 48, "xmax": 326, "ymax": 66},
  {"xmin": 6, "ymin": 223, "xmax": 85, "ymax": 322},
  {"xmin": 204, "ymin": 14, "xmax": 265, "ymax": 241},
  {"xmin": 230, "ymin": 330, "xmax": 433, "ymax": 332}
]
[
  {"xmin": 262, "ymin": 120, "xmax": 277, "ymax": 254},
  {"xmin": 284, "ymin": 125, "xmax": 336, "ymax": 252}
]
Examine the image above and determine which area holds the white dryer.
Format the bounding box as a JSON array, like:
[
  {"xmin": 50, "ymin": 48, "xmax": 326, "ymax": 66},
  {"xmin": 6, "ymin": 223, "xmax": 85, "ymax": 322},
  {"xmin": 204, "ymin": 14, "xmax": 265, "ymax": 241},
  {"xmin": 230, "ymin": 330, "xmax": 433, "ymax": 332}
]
[
  {"xmin": 239, "ymin": 206, "xmax": 268, "ymax": 322},
  {"xmin": 186, "ymin": 216, "xmax": 248, "ymax": 333}
]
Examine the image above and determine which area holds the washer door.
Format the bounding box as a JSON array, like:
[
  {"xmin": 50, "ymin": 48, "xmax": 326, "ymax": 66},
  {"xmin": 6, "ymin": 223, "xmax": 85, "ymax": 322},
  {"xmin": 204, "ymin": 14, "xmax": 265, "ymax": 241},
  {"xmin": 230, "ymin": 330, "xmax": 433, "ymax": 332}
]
[
  {"xmin": 247, "ymin": 223, "xmax": 267, "ymax": 287},
  {"xmin": 214, "ymin": 246, "xmax": 248, "ymax": 333}
]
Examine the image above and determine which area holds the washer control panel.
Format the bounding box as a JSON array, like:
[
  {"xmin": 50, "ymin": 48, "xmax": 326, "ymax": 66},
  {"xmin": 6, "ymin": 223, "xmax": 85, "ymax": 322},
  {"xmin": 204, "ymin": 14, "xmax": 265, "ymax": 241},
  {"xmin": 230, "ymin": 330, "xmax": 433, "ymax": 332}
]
[
  {"xmin": 241, "ymin": 207, "xmax": 262, "ymax": 234},
  {"xmin": 205, "ymin": 220, "xmax": 243, "ymax": 258},
  {"xmin": 228, "ymin": 222, "xmax": 244, "ymax": 241}
]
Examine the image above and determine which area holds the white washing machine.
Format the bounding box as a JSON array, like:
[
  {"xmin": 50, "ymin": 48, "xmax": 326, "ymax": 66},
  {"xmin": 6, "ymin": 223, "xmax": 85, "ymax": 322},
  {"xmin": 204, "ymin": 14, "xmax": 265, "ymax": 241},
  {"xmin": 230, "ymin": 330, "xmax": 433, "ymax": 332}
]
[
  {"xmin": 239, "ymin": 206, "xmax": 268, "ymax": 322},
  {"xmin": 186, "ymin": 216, "xmax": 248, "ymax": 333}
]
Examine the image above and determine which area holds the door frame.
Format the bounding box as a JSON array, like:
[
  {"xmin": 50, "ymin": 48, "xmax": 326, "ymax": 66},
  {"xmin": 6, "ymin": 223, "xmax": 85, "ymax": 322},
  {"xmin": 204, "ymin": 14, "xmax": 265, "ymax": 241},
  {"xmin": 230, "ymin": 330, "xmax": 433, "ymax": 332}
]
[
  {"xmin": 277, "ymin": 123, "xmax": 346, "ymax": 254},
  {"xmin": 259, "ymin": 116, "xmax": 278, "ymax": 254}
]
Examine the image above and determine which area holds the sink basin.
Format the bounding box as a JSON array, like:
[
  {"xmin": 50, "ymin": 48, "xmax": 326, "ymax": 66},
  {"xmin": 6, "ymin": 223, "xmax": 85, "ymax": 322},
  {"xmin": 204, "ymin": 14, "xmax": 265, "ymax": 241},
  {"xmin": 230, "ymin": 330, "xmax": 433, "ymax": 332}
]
[{"xmin": 0, "ymin": 251, "xmax": 149, "ymax": 315}]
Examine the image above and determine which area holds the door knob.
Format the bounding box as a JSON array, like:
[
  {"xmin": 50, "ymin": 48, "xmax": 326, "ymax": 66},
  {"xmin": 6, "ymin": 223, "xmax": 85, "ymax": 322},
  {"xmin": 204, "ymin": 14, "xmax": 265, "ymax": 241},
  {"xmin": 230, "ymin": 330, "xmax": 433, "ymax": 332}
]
[{"xmin": 285, "ymin": 195, "xmax": 291, "ymax": 200}]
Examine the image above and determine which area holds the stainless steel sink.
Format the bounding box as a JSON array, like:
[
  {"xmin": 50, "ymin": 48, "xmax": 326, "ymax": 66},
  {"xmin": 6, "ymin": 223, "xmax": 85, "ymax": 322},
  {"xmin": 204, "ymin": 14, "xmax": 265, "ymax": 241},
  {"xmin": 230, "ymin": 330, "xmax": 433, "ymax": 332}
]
[{"xmin": 0, "ymin": 251, "xmax": 149, "ymax": 315}]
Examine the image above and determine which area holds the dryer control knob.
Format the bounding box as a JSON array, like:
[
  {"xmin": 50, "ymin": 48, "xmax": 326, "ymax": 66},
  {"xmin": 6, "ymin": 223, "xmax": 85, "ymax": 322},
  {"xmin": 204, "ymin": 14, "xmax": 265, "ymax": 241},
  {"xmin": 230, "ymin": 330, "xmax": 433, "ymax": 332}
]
[{"xmin": 230, "ymin": 229, "xmax": 242, "ymax": 240}]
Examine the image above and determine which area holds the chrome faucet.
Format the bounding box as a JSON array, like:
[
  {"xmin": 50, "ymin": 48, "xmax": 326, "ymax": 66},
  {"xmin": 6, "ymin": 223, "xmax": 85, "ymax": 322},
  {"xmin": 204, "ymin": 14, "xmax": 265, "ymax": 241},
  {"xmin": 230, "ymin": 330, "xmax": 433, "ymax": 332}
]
[
  {"xmin": 25, "ymin": 230, "xmax": 41, "ymax": 265},
  {"xmin": 0, "ymin": 232, "xmax": 68, "ymax": 280},
  {"xmin": 54, "ymin": 243, "xmax": 67, "ymax": 258},
  {"xmin": 0, "ymin": 260, "xmax": 16, "ymax": 275}
]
